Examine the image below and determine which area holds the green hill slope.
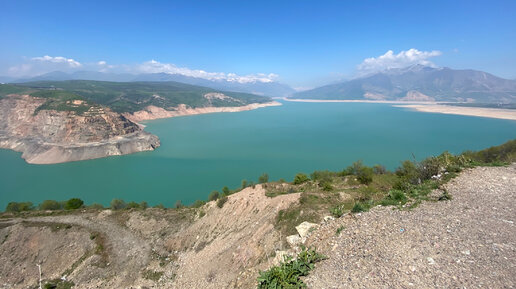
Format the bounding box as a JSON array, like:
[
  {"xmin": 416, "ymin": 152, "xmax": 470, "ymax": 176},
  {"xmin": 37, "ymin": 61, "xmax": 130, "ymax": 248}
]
[{"xmin": 3, "ymin": 80, "xmax": 272, "ymax": 113}]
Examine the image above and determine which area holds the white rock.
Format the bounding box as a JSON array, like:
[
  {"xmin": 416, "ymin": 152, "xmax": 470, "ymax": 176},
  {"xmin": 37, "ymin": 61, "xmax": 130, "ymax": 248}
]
[
  {"xmin": 427, "ymin": 257, "xmax": 436, "ymax": 265},
  {"xmin": 272, "ymin": 250, "xmax": 290, "ymax": 265},
  {"xmin": 286, "ymin": 235, "xmax": 303, "ymax": 247},
  {"xmin": 295, "ymin": 221, "xmax": 320, "ymax": 238},
  {"xmin": 324, "ymin": 215, "xmax": 335, "ymax": 222}
]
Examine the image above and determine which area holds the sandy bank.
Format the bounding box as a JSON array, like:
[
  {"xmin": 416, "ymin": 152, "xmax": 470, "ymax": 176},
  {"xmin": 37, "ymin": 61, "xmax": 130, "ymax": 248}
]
[
  {"xmin": 124, "ymin": 101, "xmax": 282, "ymax": 123},
  {"xmin": 285, "ymin": 98, "xmax": 516, "ymax": 121},
  {"xmin": 396, "ymin": 104, "xmax": 516, "ymax": 121},
  {"xmin": 284, "ymin": 98, "xmax": 439, "ymax": 104}
]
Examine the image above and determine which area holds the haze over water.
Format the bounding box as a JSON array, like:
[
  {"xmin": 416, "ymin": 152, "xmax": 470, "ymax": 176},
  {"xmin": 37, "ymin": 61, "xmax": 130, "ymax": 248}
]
[{"xmin": 1, "ymin": 101, "xmax": 515, "ymax": 209}]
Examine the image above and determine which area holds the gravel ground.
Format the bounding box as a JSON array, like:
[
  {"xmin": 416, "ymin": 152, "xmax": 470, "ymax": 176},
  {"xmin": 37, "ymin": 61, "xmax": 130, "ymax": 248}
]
[{"xmin": 305, "ymin": 164, "xmax": 516, "ymax": 289}]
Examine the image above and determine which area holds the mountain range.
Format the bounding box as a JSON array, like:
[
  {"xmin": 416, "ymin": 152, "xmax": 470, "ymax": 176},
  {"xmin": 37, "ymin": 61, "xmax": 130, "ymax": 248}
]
[
  {"xmin": 292, "ymin": 65, "xmax": 516, "ymax": 103},
  {"xmin": 3, "ymin": 71, "xmax": 295, "ymax": 98}
]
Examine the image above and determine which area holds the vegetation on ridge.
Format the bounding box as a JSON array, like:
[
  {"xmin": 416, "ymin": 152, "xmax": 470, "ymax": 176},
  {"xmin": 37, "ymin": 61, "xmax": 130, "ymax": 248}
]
[{"xmin": 1, "ymin": 80, "xmax": 272, "ymax": 114}]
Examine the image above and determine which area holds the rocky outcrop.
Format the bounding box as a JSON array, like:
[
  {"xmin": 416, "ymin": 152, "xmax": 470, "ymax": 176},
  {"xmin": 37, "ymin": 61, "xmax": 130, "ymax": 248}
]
[{"xmin": 0, "ymin": 94, "xmax": 160, "ymax": 164}]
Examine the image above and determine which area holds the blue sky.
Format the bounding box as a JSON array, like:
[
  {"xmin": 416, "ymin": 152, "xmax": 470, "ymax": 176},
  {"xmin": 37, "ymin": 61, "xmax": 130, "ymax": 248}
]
[{"xmin": 0, "ymin": 0, "xmax": 515, "ymax": 87}]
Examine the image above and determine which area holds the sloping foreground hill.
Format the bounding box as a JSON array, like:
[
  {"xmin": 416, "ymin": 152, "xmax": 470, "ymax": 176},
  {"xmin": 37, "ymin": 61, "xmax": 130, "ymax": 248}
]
[
  {"xmin": 0, "ymin": 81, "xmax": 278, "ymax": 163},
  {"xmin": 0, "ymin": 165, "xmax": 514, "ymax": 288},
  {"xmin": 293, "ymin": 65, "xmax": 516, "ymax": 103},
  {"xmin": 305, "ymin": 164, "xmax": 516, "ymax": 288}
]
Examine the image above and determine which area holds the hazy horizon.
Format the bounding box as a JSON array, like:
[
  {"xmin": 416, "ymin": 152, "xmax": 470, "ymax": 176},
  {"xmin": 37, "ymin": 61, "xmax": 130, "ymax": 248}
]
[{"xmin": 1, "ymin": 0, "xmax": 515, "ymax": 88}]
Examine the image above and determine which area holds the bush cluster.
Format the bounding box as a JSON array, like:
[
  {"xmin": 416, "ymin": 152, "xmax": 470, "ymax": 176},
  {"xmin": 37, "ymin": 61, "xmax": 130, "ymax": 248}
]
[
  {"xmin": 293, "ymin": 173, "xmax": 309, "ymax": 185},
  {"xmin": 257, "ymin": 247, "xmax": 326, "ymax": 288}
]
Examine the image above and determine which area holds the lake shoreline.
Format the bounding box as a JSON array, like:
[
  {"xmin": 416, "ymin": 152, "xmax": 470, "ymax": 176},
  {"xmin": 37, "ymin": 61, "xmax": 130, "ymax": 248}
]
[
  {"xmin": 395, "ymin": 104, "xmax": 516, "ymax": 121},
  {"xmin": 124, "ymin": 101, "xmax": 282, "ymax": 123},
  {"xmin": 283, "ymin": 98, "xmax": 516, "ymax": 121}
]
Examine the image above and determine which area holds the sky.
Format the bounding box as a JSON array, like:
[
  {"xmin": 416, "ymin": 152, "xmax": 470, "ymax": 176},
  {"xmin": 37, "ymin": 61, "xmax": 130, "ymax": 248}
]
[{"xmin": 0, "ymin": 0, "xmax": 515, "ymax": 88}]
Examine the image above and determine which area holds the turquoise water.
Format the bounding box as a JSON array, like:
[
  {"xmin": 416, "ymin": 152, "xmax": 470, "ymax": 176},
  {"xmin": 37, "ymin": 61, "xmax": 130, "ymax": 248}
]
[{"xmin": 1, "ymin": 101, "xmax": 515, "ymax": 209}]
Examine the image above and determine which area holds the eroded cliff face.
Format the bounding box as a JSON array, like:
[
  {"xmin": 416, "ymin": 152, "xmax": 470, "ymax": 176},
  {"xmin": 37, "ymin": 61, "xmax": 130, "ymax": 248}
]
[{"xmin": 0, "ymin": 94, "xmax": 160, "ymax": 164}]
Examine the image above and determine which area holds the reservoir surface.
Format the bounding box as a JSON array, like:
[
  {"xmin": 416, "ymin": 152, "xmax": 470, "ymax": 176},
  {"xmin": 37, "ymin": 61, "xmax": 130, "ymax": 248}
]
[{"xmin": 1, "ymin": 101, "xmax": 515, "ymax": 209}]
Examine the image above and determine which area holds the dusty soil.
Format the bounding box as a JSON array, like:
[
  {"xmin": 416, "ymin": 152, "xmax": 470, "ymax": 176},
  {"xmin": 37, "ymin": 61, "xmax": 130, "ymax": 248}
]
[
  {"xmin": 0, "ymin": 186, "xmax": 299, "ymax": 289},
  {"xmin": 304, "ymin": 164, "xmax": 516, "ymax": 288}
]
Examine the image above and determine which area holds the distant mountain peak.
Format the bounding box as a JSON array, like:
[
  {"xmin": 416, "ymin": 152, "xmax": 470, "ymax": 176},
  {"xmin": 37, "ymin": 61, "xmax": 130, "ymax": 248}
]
[{"xmin": 292, "ymin": 65, "xmax": 516, "ymax": 103}]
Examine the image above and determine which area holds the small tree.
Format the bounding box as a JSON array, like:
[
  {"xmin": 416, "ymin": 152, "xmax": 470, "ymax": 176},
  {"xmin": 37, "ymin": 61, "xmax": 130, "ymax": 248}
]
[
  {"xmin": 40, "ymin": 200, "xmax": 61, "ymax": 211},
  {"xmin": 222, "ymin": 186, "xmax": 230, "ymax": 196},
  {"xmin": 64, "ymin": 198, "xmax": 84, "ymax": 210},
  {"xmin": 191, "ymin": 200, "xmax": 205, "ymax": 208},
  {"xmin": 293, "ymin": 173, "xmax": 309, "ymax": 185},
  {"xmin": 373, "ymin": 164, "xmax": 386, "ymax": 175},
  {"xmin": 139, "ymin": 201, "xmax": 148, "ymax": 209},
  {"xmin": 110, "ymin": 199, "xmax": 126, "ymax": 210},
  {"xmin": 241, "ymin": 179, "xmax": 248, "ymax": 189},
  {"xmin": 126, "ymin": 201, "xmax": 140, "ymax": 209},
  {"xmin": 5, "ymin": 202, "xmax": 34, "ymax": 213},
  {"xmin": 208, "ymin": 191, "xmax": 219, "ymax": 201},
  {"xmin": 258, "ymin": 173, "xmax": 269, "ymax": 184},
  {"xmin": 357, "ymin": 167, "xmax": 374, "ymax": 185},
  {"xmin": 174, "ymin": 200, "xmax": 183, "ymax": 209},
  {"xmin": 217, "ymin": 196, "xmax": 228, "ymax": 208}
]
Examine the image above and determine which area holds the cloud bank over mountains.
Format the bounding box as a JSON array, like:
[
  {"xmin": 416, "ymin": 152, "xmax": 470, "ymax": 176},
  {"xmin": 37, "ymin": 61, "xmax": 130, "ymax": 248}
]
[
  {"xmin": 4, "ymin": 48, "xmax": 444, "ymax": 86},
  {"xmin": 356, "ymin": 49, "xmax": 442, "ymax": 76},
  {"xmin": 6, "ymin": 56, "xmax": 279, "ymax": 84}
]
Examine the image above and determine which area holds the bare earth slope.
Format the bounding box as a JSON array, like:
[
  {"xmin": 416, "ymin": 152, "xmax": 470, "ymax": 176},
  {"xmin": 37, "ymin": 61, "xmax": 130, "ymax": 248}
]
[
  {"xmin": 305, "ymin": 165, "xmax": 516, "ymax": 288},
  {"xmin": 0, "ymin": 94, "xmax": 160, "ymax": 164},
  {"xmin": 0, "ymin": 186, "xmax": 299, "ymax": 289}
]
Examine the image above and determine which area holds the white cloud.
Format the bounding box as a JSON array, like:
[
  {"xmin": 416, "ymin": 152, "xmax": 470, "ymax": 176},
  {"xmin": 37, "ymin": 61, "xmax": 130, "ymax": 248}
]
[
  {"xmin": 356, "ymin": 48, "xmax": 442, "ymax": 75},
  {"xmin": 136, "ymin": 60, "xmax": 277, "ymax": 83},
  {"xmin": 5, "ymin": 56, "xmax": 278, "ymax": 83},
  {"xmin": 32, "ymin": 55, "xmax": 82, "ymax": 68}
]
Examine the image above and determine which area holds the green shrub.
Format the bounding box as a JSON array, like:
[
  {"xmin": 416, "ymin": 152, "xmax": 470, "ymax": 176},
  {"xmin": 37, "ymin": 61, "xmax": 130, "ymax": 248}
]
[
  {"xmin": 191, "ymin": 200, "xmax": 205, "ymax": 208},
  {"xmin": 373, "ymin": 164, "xmax": 387, "ymax": 175},
  {"xmin": 64, "ymin": 198, "xmax": 84, "ymax": 210},
  {"xmin": 241, "ymin": 179, "xmax": 248, "ymax": 189},
  {"xmin": 43, "ymin": 279, "xmax": 74, "ymax": 289},
  {"xmin": 110, "ymin": 199, "xmax": 126, "ymax": 210},
  {"xmin": 310, "ymin": 170, "xmax": 335, "ymax": 182},
  {"xmin": 335, "ymin": 225, "xmax": 345, "ymax": 236},
  {"xmin": 293, "ymin": 173, "xmax": 309, "ymax": 185},
  {"xmin": 126, "ymin": 201, "xmax": 141, "ymax": 209},
  {"xmin": 257, "ymin": 247, "xmax": 326, "ymax": 288},
  {"xmin": 217, "ymin": 196, "xmax": 228, "ymax": 208},
  {"xmin": 174, "ymin": 200, "xmax": 183, "ymax": 209},
  {"xmin": 380, "ymin": 190, "xmax": 407, "ymax": 206},
  {"xmin": 329, "ymin": 205, "xmax": 344, "ymax": 218},
  {"xmin": 351, "ymin": 202, "xmax": 370, "ymax": 213},
  {"xmin": 419, "ymin": 157, "xmax": 441, "ymax": 180},
  {"xmin": 5, "ymin": 202, "xmax": 34, "ymax": 212},
  {"xmin": 154, "ymin": 203, "xmax": 165, "ymax": 209},
  {"xmin": 208, "ymin": 191, "xmax": 219, "ymax": 201},
  {"xmin": 88, "ymin": 203, "xmax": 104, "ymax": 210},
  {"xmin": 258, "ymin": 173, "xmax": 269, "ymax": 184},
  {"xmin": 40, "ymin": 200, "xmax": 61, "ymax": 211},
  {"xmin": 396, "ymin": 160, "xmax": 420, "ymax": 184},
  {"xmin": 463, "ymin": 139, "xmax": 516, "ymax": 164},
  {"xmin": 320, "ymin": 181, "xmax": 333, "ymax": 191},
  {"xmin": 222, "ymin": 186, "xmax": 230, "ymax": 196},
  {"xmin": 139, "ymin": 201, "xmax": 148, "ymax": 209},
  {"xmin": 357, "ymin": 167, "xmax": 374, "ymax": 185}
]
